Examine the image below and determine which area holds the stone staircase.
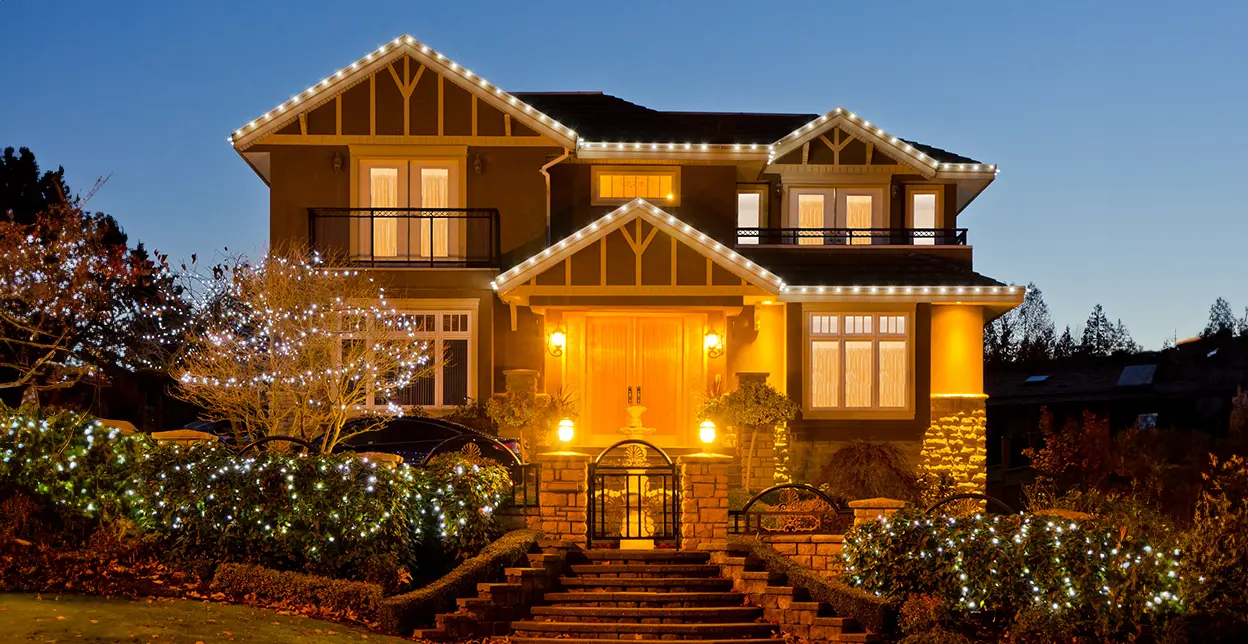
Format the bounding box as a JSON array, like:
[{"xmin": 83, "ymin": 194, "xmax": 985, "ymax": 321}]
[{"xmin": 512, "ymin": 549, "xmax": 781, "ymax": 644}]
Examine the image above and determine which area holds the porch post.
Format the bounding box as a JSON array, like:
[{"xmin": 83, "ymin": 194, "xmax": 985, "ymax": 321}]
[
  {"xmin": 676, "ymin": 453, "xmax": 732, "ymax": 550},
  {"xmin": 531, "ymin": 451, "xmax": 591, "ymax": 548}
]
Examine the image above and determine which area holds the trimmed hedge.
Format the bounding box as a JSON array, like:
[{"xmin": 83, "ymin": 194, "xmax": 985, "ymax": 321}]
[
  {"xmin": 211, "ymin": 563, "xmax": 384, "ymax": 619},
  {"xmin": 727, "ymin": 534, "xmax": 896, "ymax": 634},
  {"xmin": 378, "ymin": 528, "xmax": 540, "ymax": 635}
]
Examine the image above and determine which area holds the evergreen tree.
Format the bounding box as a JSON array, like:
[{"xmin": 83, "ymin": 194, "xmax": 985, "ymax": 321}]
[
  {"xmin": 1204, "ymin": 297, "xmax": 1237, "ymax": 337},
  {"xmin": 1238, "ymin": 307, "xmax": 1248, "ymax": 337},
  {"xmin": 1015, "ymin": 283, "xmax": 1056, "ymax": 362},
  {"xmin": 1079, "ymin": 304, "xmax": 1115, "ymax": 357},
  {"xmin": 1110, "ymin": 319, "xmax": 1141, "ymax": 354},
  {"xmin": 984, "ymin": 308, "xmax": 1018, "ymax": 365},
  {"xmin": 1054, "ymin": 326, "xmax": 1077, "ymax": 359},
  {"xmin": 1161, "ymin": 333, "xmax": 1178, "ymax": 351}
]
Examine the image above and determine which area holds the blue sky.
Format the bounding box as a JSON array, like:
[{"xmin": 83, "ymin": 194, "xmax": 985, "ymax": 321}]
[{"xmin": 1, "ymin": 0, "xmax": 1244, "ymax": 348}]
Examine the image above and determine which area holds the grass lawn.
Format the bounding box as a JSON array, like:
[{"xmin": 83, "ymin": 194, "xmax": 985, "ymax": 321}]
[{"xmin": 0, "ymin": 593, "xmax": 413, "ymax": 643}]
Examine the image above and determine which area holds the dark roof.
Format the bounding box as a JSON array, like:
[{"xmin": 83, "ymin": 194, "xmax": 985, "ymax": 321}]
[
  {"xmin": 738, "ymin": 250, "xmax": 1006, "ymax": 287},
  {"xmin": 511, "ymin": 92, "xmax": 977, "ymax": 163}
]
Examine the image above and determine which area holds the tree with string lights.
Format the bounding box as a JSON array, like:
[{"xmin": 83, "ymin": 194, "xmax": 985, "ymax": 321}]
[{"xmin": 171, "ymin": 248, "xmax": 436, "ymax": 452}]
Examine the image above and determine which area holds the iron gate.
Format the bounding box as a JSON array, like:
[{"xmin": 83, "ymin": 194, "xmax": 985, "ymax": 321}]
[{"xmin": 587, "ymin": 439, "xmax": 680, "ymax": 548}]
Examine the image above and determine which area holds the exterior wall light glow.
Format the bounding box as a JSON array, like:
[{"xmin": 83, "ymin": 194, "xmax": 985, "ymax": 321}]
[
  {"xmin": 699, "ymin": 420, "xmax": 717, "ymax": 445},
  {"xmin": 547, "ymin": 327, "xmax": 566, "ymax": 357},
  {"xmin": 557, "ymin": 418, "xmax": 575, "ymax": 444},
  {"xmin": 704, "ymin": 329, "xmax": 725, "ymax": 358}
]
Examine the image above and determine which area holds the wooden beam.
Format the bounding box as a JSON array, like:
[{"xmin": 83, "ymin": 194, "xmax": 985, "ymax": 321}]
[
  {"xmin": 504, "ymin": 114, "xmax": 511, "ymax": 136},
  {"xmin": 510, "ymin": 302, "xmax": 518, "ymax": 331},
  {"xmin": 471, "ymin": 96, "xmax": 478, "ymax": 136},
  {"xmin": 670, "ymin": 235, "xmax": 677, "ymax": 286},
  {"xmin": 599, "ymin": 238, "xmax": 607, "ymax": 285},
  {"xmin": 706, "ymin": 258, "xmax": 713, "ymax": 286},
  {"xmin": 298, "ymin": 113, "xmax": 307, "ymax": 135},
  {"xmin": 865, "ymin": 141, "xmax": 874, "ymax": 164},
  {"xmin": 369, "ymin": 74, "xmax": 375, "ymax": 136},
  {"xmin": 801, "ymin": 141, "xmax": 810, "ymax": 165},
  {"xmin": 564, "ymin": 258, "xmax": 572, "ymax": 285},
  {"xmin": 335, "ymin": 95, "xmax": 341, "ymax": 135}
]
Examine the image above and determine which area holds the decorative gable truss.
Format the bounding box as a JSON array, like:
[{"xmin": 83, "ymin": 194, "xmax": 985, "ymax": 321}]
[
  {"xmin": 230, "ymin": 35, "xmax": 576, "ymax": 151},
  {"xmin": 491, "ymin": 200, "xmax": 784, "ymax": 306}
]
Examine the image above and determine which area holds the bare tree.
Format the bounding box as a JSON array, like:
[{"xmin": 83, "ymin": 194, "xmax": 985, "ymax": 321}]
[{"xmin": 171, "ymin": 248, "xmax": 436, "ymax": 452}]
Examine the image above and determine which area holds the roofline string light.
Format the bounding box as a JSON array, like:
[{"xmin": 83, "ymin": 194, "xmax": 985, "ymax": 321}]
[{"xmin": 779, "ymin": 284, "xmax": 1025, "ymax": 298}]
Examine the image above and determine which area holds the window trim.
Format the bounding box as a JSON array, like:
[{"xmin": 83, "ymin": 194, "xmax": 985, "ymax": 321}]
[
  {"xmin": 905, "ymin": 185, "xmax": 945, "ymax": 229},
  {"xmin": 591, "ymin": 165, "xmax": 682, "ymax": 206},
  {"xmin": 785, "ymin": 186, "xmax": 886, "ymax": 230},
  {"xmin": 801, "ymin": 306, "xmax": 916, "ymax": 420}
]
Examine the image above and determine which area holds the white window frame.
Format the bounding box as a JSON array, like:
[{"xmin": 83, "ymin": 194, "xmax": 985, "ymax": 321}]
[
  {"xmin": 803, "ymin": 310, "xmax": 914, "ymax": 418},
  {"xmin": 353, "ymin": 158, "xmax": 465, "ymax": 261},
  {"xmin": 786, "ymin": 187, "xmax": 885, "ymax": 245},
  {"xmin": 736, "ymin": 184, "xmax": 767, "ymax": 245},
  {"xmin": 906, "ymin": 185, "xmax": 945, "ymax": 246},
  {"xmin": 346, "ymin": 309, "xmax": 476, "ymax": 410}
]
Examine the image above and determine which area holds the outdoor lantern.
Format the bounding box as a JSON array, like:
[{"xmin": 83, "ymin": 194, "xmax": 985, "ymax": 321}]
[
  {"xmin": 557, "ymin": 418, "xmax": 575, "ymax": 443},
  {"xmin": 547, "ymin": 327, "xmax": 566, "ymax": 357},
  {"xmin": 699, "ymin": 419, "xmax": 717, "ymax": 445},
  {"xmin": 703, "ymin": 329, "xmax": 725, "ymax": 358}
]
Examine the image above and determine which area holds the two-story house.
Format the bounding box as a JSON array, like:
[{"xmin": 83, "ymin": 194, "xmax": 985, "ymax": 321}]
[{"xmin": 230, "ymin": 34, "xmax": 1022, "ymax": 493}]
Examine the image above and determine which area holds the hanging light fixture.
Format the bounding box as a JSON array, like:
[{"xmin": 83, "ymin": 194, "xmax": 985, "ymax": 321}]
[
  {"xmin": 547, "ymin": 326, "xmax": 566, "ymax": 357},
  {"xmin": 703, "ymin": 329, "xmax": 725, "ymax": 358}
]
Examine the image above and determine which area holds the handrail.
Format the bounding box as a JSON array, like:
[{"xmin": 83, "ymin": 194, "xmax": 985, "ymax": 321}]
[
  {"xmin": 738, "ymin": 483, "xmax": 844, "ymax": 514},
  {"xmin": 592, "ymin": 438, "xmax": 674, "ymax": 466},
  {"xmin": 307, "ymin": 207, "xmax": 501, "ymax": 268},
  {"xmin": 737, "ymin": 227, "xmax": 968, "ymax": 246}
]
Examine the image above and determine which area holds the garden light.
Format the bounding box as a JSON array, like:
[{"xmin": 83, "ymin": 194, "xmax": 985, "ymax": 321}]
[
  {"xmin": 557, "ymin": 418, "xmax": 575, "ymax": 443},
  {"xmin": 698, "ymin": 419, "xmax": 716, "ymax": 445}
]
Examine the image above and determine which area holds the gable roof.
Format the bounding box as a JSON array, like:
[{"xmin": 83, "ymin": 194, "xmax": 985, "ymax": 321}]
[
  {"xmin": 229, "ymin": 35, "xmax": 577, "ymax": 151},
  {"xmin": 491, "ymin": 199, "xmax": 785, "ymax": 295}
]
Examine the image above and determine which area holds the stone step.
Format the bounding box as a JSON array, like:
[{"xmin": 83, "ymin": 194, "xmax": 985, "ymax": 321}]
[
  {"xmin": 574, "ymin": 549, "xmax": 711, "ymax": 564},
  {"xmin": 559, "ymin": 576, "xmax": 734, "ymax": 591},
  {"xmin": 531, "ymin": 605, "xmax": 763, "ymax": 623},
  {"xmin": 569, "ymin": 563, "xmax": 722, "ymax": 577},
  {"xmin": 511, "ymin": 620, "xmax": 779, "ymax": 638},
  {"xmin": 544, "ymin": 591, "xmax": 746, "ymax": 607}
]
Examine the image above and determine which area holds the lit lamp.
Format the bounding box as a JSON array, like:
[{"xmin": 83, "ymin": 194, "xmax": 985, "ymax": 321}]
[
  {"xmin": 547, "ymin": 327, "xmax": 566, "ymax": 357},
  {"xmin": 557, "ymin": 418, "xmax": 575, "ymax": 444},
  {"xmin": 703, "ymin": 329, "xmax": 725, "ymax": 358},
  {"xmin": 698, "ymin": 419, "xmax": 717, "ymax": 446}
]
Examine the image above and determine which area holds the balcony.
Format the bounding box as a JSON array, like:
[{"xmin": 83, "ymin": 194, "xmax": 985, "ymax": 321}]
[
  {"xmin": 308, "ymin": 208, "xmax": 501, "ymax": 268},
  {"xmin": 735, "ymin": 227, "xmax": 967, "ymax": 247}
]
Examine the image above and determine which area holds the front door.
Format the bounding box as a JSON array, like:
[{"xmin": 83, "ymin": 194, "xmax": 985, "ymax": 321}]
[{"xmin": 566, "ymin": 312, "xmax": 706, "ymax": 447}]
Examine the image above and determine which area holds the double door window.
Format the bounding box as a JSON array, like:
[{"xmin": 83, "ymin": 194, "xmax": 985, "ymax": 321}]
[
  {"xmin": 789, "ymin": 188, "xmax": 882, "ymax": 245},
  {"xmin": 356, "ymin": 160, "xmax": 460, "ymax": 260}
]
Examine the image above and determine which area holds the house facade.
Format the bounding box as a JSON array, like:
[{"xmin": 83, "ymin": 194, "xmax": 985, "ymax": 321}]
[{"xmin": 231, "ymin": 34, "xmax": 1021, "ymax": 493}]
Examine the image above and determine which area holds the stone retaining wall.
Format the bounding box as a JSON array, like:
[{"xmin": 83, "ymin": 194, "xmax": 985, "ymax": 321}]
[{"xmin": 756, "ymin": 533, "xmax": 846, "ymax": 575}]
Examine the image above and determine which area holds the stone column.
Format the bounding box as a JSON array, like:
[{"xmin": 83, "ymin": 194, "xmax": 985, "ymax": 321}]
[
  {"xmin": 677, "ymin": 453, "xmax": 732, "ymax": 549},
  {"xmin": 530, "ymin": 451, "xmax": 591, "ymax": 547},
  {"xmin": 847, "ymin": 498, "xmax": 909, "ymax": 527},
  {"xmin": 921, "ymin": 395, "xmax": 988, "ymax": 495}
]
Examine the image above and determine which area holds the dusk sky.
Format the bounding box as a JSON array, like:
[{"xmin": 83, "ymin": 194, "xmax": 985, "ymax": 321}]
[{"xmin": 2, "ymin": 0, "xmax": 1244, "ymax": 349}]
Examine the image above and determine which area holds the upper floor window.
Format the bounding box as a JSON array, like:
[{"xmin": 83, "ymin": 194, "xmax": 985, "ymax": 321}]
[
  {"xmin": 592, "ymin": 166, "xmax": 680, "ymax": 206},
  {"xmin": 907, "ymin": 186, "xmax": 944, "ymax": 246},
  {"xmin": 736, "ymin": 185, "xmax": 766, "ymax": 245},
  {"xmin": 355, "ymin": 159, "xmax": 461, "ymax": 260},
  {"xmin": 806, "ymin": 311, "xmax": 910, "ymax": 412},
  {"xmin": 787, "ymin": 188, "xmax": 883, "ymax": 245}
]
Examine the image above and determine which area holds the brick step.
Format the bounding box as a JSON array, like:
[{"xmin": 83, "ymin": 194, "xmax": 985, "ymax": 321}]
[
  {"xmin": 558, "ymin": 576, "xmax": 734, "ymax": 591},
  {"xmin": 531, "ymin": 605, "xmax": 762, "ymax": 623},
  {"xmin": 434, "ymin": 613, "xmax": 511, "ymax": 637},
  {"xmin": 573, "ymin": 549, "xmax": 711, "ymax": 564},
  {"xmin": 511, "ymin": 620, "xmax": 779, "ymax": 638},
  {"xmin": 511, "ymin": 639, "xmax": 784, "ymax": 644},
  {"xmin": 544, "ymin": 591, "xmax": 746, "ymax": 607},
  {"xmin": 411, "ymin": 628, "xmax": 449, "ymax": 641},
  {"xmin": 569, "ymin": 563, "xmax": 722, "ymax": 577}
]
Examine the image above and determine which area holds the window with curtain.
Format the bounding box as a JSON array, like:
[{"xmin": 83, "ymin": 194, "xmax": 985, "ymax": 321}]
[
  {"xmin": 807, "ymin": 312, "xmax": 910, "ymax": 411},
  {"xmin": 592, "ymin": 167, "xmax": 679, "ymax": 204},
  {"xmin": 845, "ymin": 195, "xmax": 873, "ymax": 245},
  {"xmin": 737, "ymin": 192, "xmax": 761, "ymax": 245},
  {"xmin": 797, "ymin": 194, "xmax": 825, "ymax": 245},
  {"xmin": 356, "ymin": 310, "xmax": 473, "ymax": 409},
  {"xmin": 420, "ymin": 168, "xmax": 450, "ymax": 258},
  {"xmin": 370, "ymin": 168, "xmax": 399, "ymax": 257}
]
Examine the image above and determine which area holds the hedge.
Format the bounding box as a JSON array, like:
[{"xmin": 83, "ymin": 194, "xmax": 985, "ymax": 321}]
[
  {"xmin": 378, "ymin": 528, "xmax": 541, "ymax": 635},
  {"xmin": 727, "ymin": 534, "xmax": 896, "ymax": 634},
  {"xmin": 211, "ymin": 563, "xmax": 384, "ymax": 619}
]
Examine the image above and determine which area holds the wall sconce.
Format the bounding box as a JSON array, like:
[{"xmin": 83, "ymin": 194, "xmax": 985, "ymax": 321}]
[
  {"xmin": 547, "ymin": 326, "xmax": 566, "ymax": 357},
  {"xmin": 332, "ymin": 152, "xmax": 343, "ymax": 175},
  {"xmin": 473, "ymin": 153, "xmax": 484, "ymax": 175},
  {"xmin": 698, "ymin": 419, "xmax": 717, "ymax": 446},
  {"xmin": 703, "ymin": 329, "xmax": 725, "ymax": 358},
  {"xmin": 557, "ymin": 418, "xmax": 575, "ymax": 444}
]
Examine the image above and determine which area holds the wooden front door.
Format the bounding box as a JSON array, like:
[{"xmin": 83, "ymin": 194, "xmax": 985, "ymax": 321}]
[{"xmin": 566, "ymin": 312, "xmax": 706, "ymax": 447}]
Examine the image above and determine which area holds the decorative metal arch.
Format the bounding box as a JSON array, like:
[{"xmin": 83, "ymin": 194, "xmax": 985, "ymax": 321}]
[
  {"xmin": 421, "ymin": 433, "xmax": 523, "ymax": 467},
  {"xmin": 236, "ymin": 436, "xmax": 317, "ymax": 455},
  {"xmin": 593, "ymin": 439, "xmax": 674, "ymax": 467},
  {"xmin": 730, "ymin": 483, "xmax": 852, "ymax": 534},
  {"xmin": 925, "ymin": 493, "xmax": 1016, "ymax": 516}
]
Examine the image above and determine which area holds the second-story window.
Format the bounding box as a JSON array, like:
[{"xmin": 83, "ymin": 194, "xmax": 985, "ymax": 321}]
[
  {"xmin": 736, "ymin": 185, "xmax": 766, "ymax": 245},
  {"xmin": 907, "ymin": 186, "xmax": 944, "ymax": 246},
  {"xmin": 356, "ymin": 160, "xmax": 461, "ymax": 261},
  {"xmin": 592, "ymin": 166, "xmax": 680, "ymax": 206},
  {"xmin": 787, "ymin": 188, "xmax": 882, "ymax": 245}
]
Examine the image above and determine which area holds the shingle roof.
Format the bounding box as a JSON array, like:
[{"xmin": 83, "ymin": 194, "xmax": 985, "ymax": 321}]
[
  {"xmin": 736, "ymin": 250, "xmax": 1007, "ymax": 288},
  {"xmin": 512, "ymin": 92, "xmax": 978, "ymax": 163}
]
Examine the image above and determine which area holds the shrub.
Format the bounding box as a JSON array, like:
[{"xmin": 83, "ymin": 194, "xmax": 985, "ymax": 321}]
[
  {"xmin": 211, "ymin": 563, "xmax": 383, "ymax": 621},
  {"xmin": 841, "ymin": 508, "xmax": 1183, "ymax": 640},
  {"xmin": 726, "ymin": 534, "xmax": 895, "ymax": 634},
  {"xmin": 898, "ymin": 628, "xmax": 974, "ymax": 644},
  {"xmin": 816, "ymin": 441, "xmax": 921, "ymax": 503},
  {"xmin": 1179, "ymin": 454, "xmax": 1248, "ymax": 621},
  {"xmin": 1007, "ymin": 605, "xmax": 1077, "ymax": 643},
  {"xmin": 377, "ymin": 529, "xmax": 540, "ymax": 635},
  {"xmin": 899, "ymin": 594, "xmax": 950, "ymax": 634}
]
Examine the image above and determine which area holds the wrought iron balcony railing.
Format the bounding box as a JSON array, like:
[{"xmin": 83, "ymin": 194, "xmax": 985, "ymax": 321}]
[
  {"xmin": 736, "ymin": 227, "xmax": 968, "ymax": 247},
  {"xmin": 307, "ymin": 208, "xmax": 501, "ymax": 268}
]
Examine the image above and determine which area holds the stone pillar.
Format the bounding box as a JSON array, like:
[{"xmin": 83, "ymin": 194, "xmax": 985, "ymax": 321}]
[
  {"xmin": 921, "ymin": 395, "xmax": 988, "ymax": 495},
  {"xmin": 677, "ymin": 453, "xmax": 732, "ymax": 549},
  {"xmin": 847, "ymin": 498, "xmax": 909, "ymax": 527},
  {"xmin": 503, "ymin": 368, "xmax": 540, "ymax": 394},
  {"xmin": 531, "ymin": 451, "xmax": 591, "ymax": 547}
]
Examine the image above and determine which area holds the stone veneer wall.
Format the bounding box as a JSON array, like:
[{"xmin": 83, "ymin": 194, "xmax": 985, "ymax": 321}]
[
  {"xmin": 727, "ymin": 427, "xmax": 777, "ymax": 494},
  {"xmin": 756, "ymin": 533, "xmax": 845, "ymax": 576},
  {"xmin": 920, "ymin": 396, "xmax": 988, "ymax": 495},
  {"xmin": 677, "ymin": 453, "xmax": 731, "ymax": 549},
  {"xmin": 527, "ymin": 452, "xmax": 590, "ymax": 547}
]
